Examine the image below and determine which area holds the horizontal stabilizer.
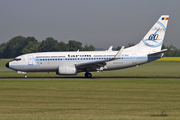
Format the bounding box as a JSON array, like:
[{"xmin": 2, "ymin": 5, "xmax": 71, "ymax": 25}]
[{"xmin": 148, "ymin": 49, "xmax": 170, "ymax": 56}]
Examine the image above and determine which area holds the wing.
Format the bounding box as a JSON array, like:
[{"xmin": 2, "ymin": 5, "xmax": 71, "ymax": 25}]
[{"xmin": 76, "ymin": 46, "xmax": 124, "ymax": 72}]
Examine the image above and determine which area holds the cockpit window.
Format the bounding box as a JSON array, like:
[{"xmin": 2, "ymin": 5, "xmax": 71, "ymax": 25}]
[{"xmin": 14, "ymin": 58, "xmax": 21, "ymax": 61}]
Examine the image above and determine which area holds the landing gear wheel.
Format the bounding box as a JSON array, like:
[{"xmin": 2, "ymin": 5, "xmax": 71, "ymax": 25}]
[
  {"xmin": 24, "ymin": 74, "xmax": 28, "ymax": 78},
  {"xmin": 85, "ymin": 73, "xmax": 92, "ymax": 78}
]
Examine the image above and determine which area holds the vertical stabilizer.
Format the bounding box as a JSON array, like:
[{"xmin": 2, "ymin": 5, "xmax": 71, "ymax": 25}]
[{"xmin": 135, "ymin": 15, "xmax": 169, "ymax": 53}]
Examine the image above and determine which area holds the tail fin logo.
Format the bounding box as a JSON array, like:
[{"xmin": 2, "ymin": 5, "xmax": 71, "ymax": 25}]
[
  {"xmin": 146, "ymin": 28, "xmax": 160, "ymax": 43},
  {"xmin": 142, "ymin": 21, "xmax": 166, "ymax": 48}
]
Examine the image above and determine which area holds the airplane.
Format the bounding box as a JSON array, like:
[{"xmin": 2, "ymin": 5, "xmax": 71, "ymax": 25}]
[{"xmin": 6, "ymin": 15, "xmax": 169, "ymax": 78}]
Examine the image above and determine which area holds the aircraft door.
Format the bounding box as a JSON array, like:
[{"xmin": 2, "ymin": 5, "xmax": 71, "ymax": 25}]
[
  {"xmin": 132, "ymin": 53, "xmax": 137, "ymax": 64},
  {"xmin": 28, "ymin": 55, "xmax": 33, "ymax": 65}
]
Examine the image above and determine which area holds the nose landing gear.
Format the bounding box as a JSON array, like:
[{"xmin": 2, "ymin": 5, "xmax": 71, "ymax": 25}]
[
  {"xmin": 17, "ymin": 71, "xmax": 28, "ymax": 78},
  {"xmin": 24, "ymin": 74, "xmax": 28, "ymax": 78}
]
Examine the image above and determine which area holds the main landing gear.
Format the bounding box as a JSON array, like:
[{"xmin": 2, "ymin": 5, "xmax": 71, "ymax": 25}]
[{"xmin": 85, "ymin": 72, "xmax": 92, "ymax": 78}]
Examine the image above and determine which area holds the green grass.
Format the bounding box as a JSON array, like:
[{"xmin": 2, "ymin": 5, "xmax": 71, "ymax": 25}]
[
  {"xmin": 0, "ymin": 78, "xmax": 180, "ymax": 120},
  {"xmin": 0, "ymin": 59, "xmax": 180, "ymax": 119},
  {"xmin": 102, "ymin": 61, "xmax": 180, "ymax": 77}
]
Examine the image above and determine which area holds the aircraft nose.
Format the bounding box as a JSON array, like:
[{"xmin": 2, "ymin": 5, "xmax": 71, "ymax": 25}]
[{"xmin": 5, "ymin": 62, "xmax": 9, "ymax": 68}]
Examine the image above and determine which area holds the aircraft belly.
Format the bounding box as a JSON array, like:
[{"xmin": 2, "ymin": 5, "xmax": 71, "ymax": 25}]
[
  {"xmin": 106, "ymin": 58, "xmax": 147, "ymax": 70},
  {"xmin": 106, "ymin": 60, "xmax": 133, "ymax": 70}
]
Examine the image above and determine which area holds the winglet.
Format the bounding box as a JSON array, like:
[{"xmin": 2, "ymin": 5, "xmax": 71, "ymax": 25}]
[
  {"xmin": 114, "ymin": 46, "xmax": 124, "ymax": 59},
  {"xmin": 107, "ymin": 46, "xmax": 113, "ymax": 51}
]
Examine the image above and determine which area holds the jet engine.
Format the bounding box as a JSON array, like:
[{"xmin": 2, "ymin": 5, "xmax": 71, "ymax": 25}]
[{"xmin": 56, "ymin": 65, "xmax": 77, "ymax": 75}]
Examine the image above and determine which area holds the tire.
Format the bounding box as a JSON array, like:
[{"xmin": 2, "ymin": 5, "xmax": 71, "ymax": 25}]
[
  {"xmin": 24, "ymin": 74, "xmax": 28, "ymax": 78},
  {"xmin": 85, "ymin": 73, "xmax": 92, "ymax": 78}
]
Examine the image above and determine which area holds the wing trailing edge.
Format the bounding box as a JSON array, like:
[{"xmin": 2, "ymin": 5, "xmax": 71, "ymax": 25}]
[{"xmin": 76, "ymin": 46, "xmax": 125, "ymax": 70}]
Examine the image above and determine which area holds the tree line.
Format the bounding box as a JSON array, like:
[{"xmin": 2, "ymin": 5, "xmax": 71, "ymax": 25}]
[
  {"xmin": 0, "ymin": 36, "xmax": 179, "ymax": 58},
  {"xmin": 162, "ymin": 44, "xmax": 180, "ymax": 57},
  {"xmin": 0, "ymin": 36, "xmax": 95, "ymax": 58}
]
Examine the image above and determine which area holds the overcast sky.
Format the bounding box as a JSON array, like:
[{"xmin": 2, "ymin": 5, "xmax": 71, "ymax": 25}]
[{"xmin": 0, "ymin": 0, "xmax": 179, "ymax": 49}]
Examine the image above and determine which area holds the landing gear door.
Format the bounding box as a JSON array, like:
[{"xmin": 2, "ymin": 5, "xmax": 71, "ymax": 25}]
[{"xmin": 28, "ymin": 55, "xmax": 33, "ymax": 65}]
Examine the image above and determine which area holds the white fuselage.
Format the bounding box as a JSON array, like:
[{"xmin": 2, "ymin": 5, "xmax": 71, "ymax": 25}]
[{"xmin": 8, "ymin": 49, "xmax": 161, "ymax": 73}]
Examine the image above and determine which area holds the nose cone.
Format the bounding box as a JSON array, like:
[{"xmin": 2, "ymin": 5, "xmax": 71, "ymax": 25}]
[{"xmin": 5, "ymin": 62, "xmax": 9, "ymax": 68}]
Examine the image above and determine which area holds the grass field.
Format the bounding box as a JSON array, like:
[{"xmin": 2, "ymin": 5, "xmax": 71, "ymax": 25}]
[
  {"xmin": 0, "ymin": 78, "xmax": 180, "ymax": 120},
  {"xmin": 0, "ymin": 58, "xmax": 180, "ymax": 119}
]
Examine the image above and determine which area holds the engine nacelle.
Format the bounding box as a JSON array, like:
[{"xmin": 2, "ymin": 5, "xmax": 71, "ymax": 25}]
[{"xmin": 56, "ymin": 65, "xmax": 77, "ymax": 75}]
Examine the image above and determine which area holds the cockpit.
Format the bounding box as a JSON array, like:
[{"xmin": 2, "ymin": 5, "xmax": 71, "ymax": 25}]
[{"xmin": 14, "ymin": 58, "xmax": 21, "ymax": 61}]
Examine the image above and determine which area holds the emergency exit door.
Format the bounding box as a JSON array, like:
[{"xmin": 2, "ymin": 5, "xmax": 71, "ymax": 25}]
[{"xmin": 28, "ymin": 56, "xmax": 33, "ymax": 65}]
